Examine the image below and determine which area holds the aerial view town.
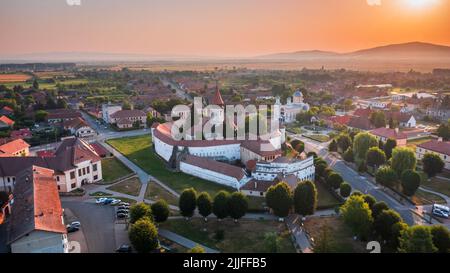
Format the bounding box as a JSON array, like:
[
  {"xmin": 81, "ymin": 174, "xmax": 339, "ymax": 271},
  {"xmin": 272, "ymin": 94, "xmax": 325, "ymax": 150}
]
[{"xmin": 0, "ymin": 0, "xmax": 449, "ymax": 262}]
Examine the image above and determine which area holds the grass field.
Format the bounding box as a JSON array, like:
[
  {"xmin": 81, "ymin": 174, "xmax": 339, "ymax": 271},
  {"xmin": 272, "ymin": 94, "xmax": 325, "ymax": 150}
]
[
  {"xmin": 145, "ymin": 182, "xmax": 179, "ymax": 206},
  {"xmin": 412, "ymin": 189, "xmax": 447, "ymax": 205},
  {"xmin": 420, "ymin": 175, "xmax": 450, "ymax": 197},
  {"xmin": 106, "ymin": 177, "xmax": 142, "ymax": 197},
  {"xmin": 101, "ymin": 158, "xmax": 133, "ymax": 183},
  {"xmin": 159, "ymin": 218, "xmax": 296, "ymax": 253},
  {"xmin": 303, "ymin": 134, "xmax": 330, "ymax": 143},
  {"xmin": 304, "ymin": 216, "xmax": 367, "ymax": 253},
  {"xmin": 106, "ymin": 135, "xmax": 234, "ymax": 196},
  {"xmin": 314, "ymin": 181, "xmax": 343, "ymax": 209}
]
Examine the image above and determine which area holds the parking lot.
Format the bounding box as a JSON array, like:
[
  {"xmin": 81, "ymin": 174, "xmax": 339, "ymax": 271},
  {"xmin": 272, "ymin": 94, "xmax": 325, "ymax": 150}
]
[{"xmin": 63, "ymin": 201, "xmax": 116, "ymax": 253}]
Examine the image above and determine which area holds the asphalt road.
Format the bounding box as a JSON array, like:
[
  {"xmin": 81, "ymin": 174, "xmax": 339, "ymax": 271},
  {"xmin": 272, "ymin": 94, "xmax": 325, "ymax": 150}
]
[{"xmin": 63, "ymin": 201, "xmax": 116, "ymax": 253}]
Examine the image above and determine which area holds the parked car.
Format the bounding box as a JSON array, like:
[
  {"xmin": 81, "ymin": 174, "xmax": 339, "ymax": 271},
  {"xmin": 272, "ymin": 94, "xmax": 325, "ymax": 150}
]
[
  {"xmin": 116, "ymin": 244, "xmax": 132, "ymax": 253},
  {"xmin": 117, "ymin": 213, "xmax": 128, "ymax": 219},
  {"xmin": 103, "ymin": 198, "xmax": 116, "ymax": 205},
  {"xmin": 96, "ymin": 198, "xmax": 108, "ymax": 204},
  {"xmin": 118, "ymin": 205, "xmax": 130, "ymax": 210},
  {"xmin": 433, "ymin": 209, "xmax": 449, "ymax": 219},
  {"xmin": 111, "ymin": 199, "xmax": 121, "ymax": 205},
  {"xmin": 119, "ymin": 202, "xmax": 130, "ymax": 206},
  {"xmin": 67, "ymin": 226, "xmax": 79, "ymax": 233},
  {"xmin": 69, "ymin": 221, "xmax": 81, "ymax": 228},
  {"xmin": 116, "ymin": 209, "xmax": 129, "ymax": 214}
]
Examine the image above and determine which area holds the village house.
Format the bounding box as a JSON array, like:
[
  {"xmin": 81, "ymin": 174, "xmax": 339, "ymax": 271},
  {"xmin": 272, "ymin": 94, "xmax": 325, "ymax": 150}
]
[
  {"xmin": 0, "ymin": 137, "xmax": 102, "ymax": 193},
  {"xmin": 369, "ymin": 127, "xmax": 407, "ymax": 146},
  {"xmin": 110, "ymin": 109, "xmax": 147, "ymax": 129},
  {"xmin": 46, "ymin": 109, "xmax": 82, "ymax": 123},
  {"xmin": 416, "ymin": 138, "xmax": 450, "ymax": 171},
  {"xmin": 0, "ymin": 139, "xmax": 30, "ymax": 157},
  {"xmin": 63, "ymin": 117, "xmax": 96, "ymax": 138},
  {"xmin": 0, "ymin": 106, "xmax": 14, "ymax": 116},
  {"xmin": 7, "ymin": 166, "xmax": 68, "ymax": 253},
  {"xmin": 0, "ymin": 115, "xmax": 14, "ymax": 128},
  {"xmin": 101, "ymin": 104, "xmax": 122, "ymax": 123},
  {"xmin": 10, "ymin": 128, "xmax": 32, "ymax": 140}
]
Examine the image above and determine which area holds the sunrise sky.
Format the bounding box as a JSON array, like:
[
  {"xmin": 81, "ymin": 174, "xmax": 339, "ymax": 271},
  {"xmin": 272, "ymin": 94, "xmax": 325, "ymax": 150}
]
[{"xmin": 0, "ymin": 0, "xmax": 449, "ymax": 57}]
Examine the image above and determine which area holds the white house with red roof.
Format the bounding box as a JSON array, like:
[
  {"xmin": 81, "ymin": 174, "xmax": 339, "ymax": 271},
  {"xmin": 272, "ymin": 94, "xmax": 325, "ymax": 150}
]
[
  {"xmin": 0, "ymin": 139, "xmax": 30, "ymax": 157},
  {"xmin": 416, "ymin": 138, "xmax": 450, "ymax": 170}
]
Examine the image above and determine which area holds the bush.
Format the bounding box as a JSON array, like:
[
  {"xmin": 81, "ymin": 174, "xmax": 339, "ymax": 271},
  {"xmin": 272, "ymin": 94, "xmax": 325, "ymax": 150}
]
[
  {"xmin": 179, "ymin": 188, "xmax": 197, "ymax": 218},
  {"xmin": 151, "ymin": 200, "xmax": 170, "ymax": 223},
  {"xmin": 129, "ymin": 203, "xmax": 153, "ymax": 224},
  {"xmin": 326, "ymin": 172, "xmax": 344, "ymax": 190},
  {"xmin": 339, "ymin": 182, "xmax": 352, "ymax": 198},
  {"xmin": 343, "ymin": 147, "xmax": 354, "ymax": 162},
  {"xmin": 371, "ymin": 201, "xmax": 389, "ymax": 219},
  {"xmin": 128, "ymin": 218, "xmax": 159, "ymax": 253}
]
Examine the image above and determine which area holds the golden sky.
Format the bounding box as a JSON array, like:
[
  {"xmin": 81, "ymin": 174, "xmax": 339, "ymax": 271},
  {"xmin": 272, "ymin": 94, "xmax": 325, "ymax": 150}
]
[{"xmin": 0, "ymin": 0, "xmax": 449, "ymax": 57}]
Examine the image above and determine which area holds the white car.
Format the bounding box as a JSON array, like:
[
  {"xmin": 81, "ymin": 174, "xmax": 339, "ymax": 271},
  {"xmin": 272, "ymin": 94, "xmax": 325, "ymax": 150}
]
[
  {"xmin": 96, "ymin": 198, "xmax": 108, "ymax": 204},
  {"xmin": 110, "ymin": 199, "xmax": 121, "ymax": 205},
  {"xmin": 433, "ymin": 209, "xmax": 449, "ymax": 219}
]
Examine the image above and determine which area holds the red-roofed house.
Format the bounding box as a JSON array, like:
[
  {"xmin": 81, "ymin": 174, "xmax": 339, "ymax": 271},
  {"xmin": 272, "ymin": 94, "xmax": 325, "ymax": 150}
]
[
  {"xmin": 0, "ymin": 115, "xmax": 14, "ymax": 128},
  {"xmin": 0, "ymin": 139, "xmax": 30, "ymax": 156},
  {"xmin": 0, "ymin": 106, "xmax": 14, "ymax": 116},
  {"xmin": 7, "ymin": 166, "xmax": 68, "ymax": 253},
  {"xmin": 416, "ymin": 139, "xmax": 450, "ymax": 170},
  {"xmin": 110, "ymin": 110, "xmax": 147, "ymax": 129},
  {"xmin": 63, "ymin": 117, "xmax": 96, "ymax": 138},
  {"xmin": 10, "ymin": 128, "xmax": 32, "ymax": 140},
  {"xmin": 369, "ymin": 127, "xmax": 407, "ymax": 146}
]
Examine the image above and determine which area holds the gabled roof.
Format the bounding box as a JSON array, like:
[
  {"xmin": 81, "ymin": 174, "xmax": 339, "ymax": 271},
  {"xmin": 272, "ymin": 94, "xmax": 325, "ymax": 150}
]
[
  {"xmin": 353, "ymin": 108, "xmax": 374, "ymax": 117},
  {"xmin": 46, "ymin": 109, "xmax": 81, "ymax": 120},
  {"xmin": 182, "ymin": 154, "xmax": 246, "ymax": 181},
  {"xmin": 347, "ymin": 116, "xmax": 373, "ymax": 131},
  {"xmin": 369, "ymin": 127, "xmax": 407, "ymax": 140},
  {"xmin": 110, "ymin": 110, "xmax": 146, "ymax": 119},
  {"xmin": 7, "ymin": 166, "xmax": 66, "ymax": 244},
  {"xmin": 212, "ymin": 87, "xmax": 224, "ymax": 106},
  {"xmin": 418, "ymin": 140, "xmax": 450, "ymax": 156},
  {"xmin": 0, "ymin": 139, "xmax": 30, "ymax": 155},
  {"xmin": 10, "ymin": 128, "xmax": 32, "ymax": 139},
  {"xmin": 0, "ymin": 115, "xmax": 14, "ymax": 126},
  {"xmin": 63, "ymin": 117, "xmax": 89, "ymax": 130}
]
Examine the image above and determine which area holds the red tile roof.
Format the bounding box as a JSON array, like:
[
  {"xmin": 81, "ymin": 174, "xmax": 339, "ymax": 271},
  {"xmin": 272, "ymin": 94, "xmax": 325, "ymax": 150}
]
[
  {"xmin": 90, "ymin": 142, "xmax": 109, "ymax": 157},
  {"xmin": 418, "ymin": 140, "xmax": 450, "ymax": 156},
  {"xmin": 240, "ymin": 179, "xmax": 276, "ymax": 192},
  {"xmin": 47, "ymin": 109, "xmax": 81, "ymax": 120},
  {"xmin": 110, "ymin": 109, "xmax": 146, "ymax": 119},
  {"xmin": 327, "ymin": 115, "xmax": 351, "ymax": 125},
  {"xmin": 0, "ymin": 139, "xmax": 30, "ymax": 155},
  {"xmin": 348, "ymin": 115, "xmax": 373, "ymax": 130},
  {"xmin": 212, "ymin": 87, "xmax": 224, "ymax": 106},
  {"xmin": 8, "ymin": 166, "xmax": 66, "ymax": 244},
  {"xmin": 370, "ymin": 127, "xmax": 407, "ymax": 140},
  {"xmin": 353, "ymin": 108, "xmax": 374, "ymax": 117},
  {"xmin": 0, "ymin": 115, "xmax": 14, "ymax": 126},
  {"xmin": 63, "ymin": 117, "xmax": 89, "ymax": 130},
  {"xmin": 10, "ymin": 128, "xmax": 32, "ymax": 139},
  {"xmin": 182, "ymin": 154, "xmax": 246, "ymax": 181}
]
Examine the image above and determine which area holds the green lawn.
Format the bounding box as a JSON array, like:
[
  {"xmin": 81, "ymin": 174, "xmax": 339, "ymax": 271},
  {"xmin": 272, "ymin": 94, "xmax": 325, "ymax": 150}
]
[
  {"xmin": 101, "ymin": 158, "xmax": 133, "ymax": 183},
  {"xmin": 314, "ymin": 181, "xmax": 343, "ymax": 209},
  {"xmin": 420, "ymin": 176, "xmax": 450, "ymax": 197},
  {"xmin": 145, "ymin": 182, "xmax": 179, "ymax": 206},
  {"xmin": 303, "ymin": 134, "xmax": 330, "ymax": 143},
  {"xmin": 106, "ymin": 135, "xmax": 234, "ymax": 196},
  {"xmin": 106, "ymin": 177, "xmax": 142, "ymax": 197},
  {"xmin": 247, "ymin": 196, "xmax": 267, "ymax": 212},
  {"xmin": 159, "ymin": 218, "xmax": 296, "ymax": 253},
  {"xmin": 412, "ymin": 189, "xmax": 447, "ymax": 205}
]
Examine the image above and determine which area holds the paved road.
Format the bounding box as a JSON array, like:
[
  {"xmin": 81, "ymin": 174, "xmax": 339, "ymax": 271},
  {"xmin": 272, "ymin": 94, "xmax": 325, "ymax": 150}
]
[
  {"xmin": 158, "ymin": 229, "xmax": 219, "ymax": 253},
  {"xmin": 62, "ymin": 201, "xmax": 116, "ymax": 253},
  {"xmin": 160, "ymin": 78, "xmax": 193, "ymax": 102},
  {"xmin": 288, "ymin": 133, "xmax": 426, "ymax": 226},
  {"xmin": 285, "ymin": 215, "xmax": 312, "ymax": 253}
]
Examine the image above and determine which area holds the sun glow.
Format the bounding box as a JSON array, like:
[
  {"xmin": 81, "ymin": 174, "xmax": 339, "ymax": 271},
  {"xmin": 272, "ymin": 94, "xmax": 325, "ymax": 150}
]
[{"xmin": 404, "ymin": 0, "xmax": 439, "ymax": 9}]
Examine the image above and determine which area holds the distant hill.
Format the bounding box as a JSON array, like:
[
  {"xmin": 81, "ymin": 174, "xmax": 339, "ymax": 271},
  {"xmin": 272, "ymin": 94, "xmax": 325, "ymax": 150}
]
[{"xmin": 256, "ymin": 42, "xmax": 450, "ymax": 61}]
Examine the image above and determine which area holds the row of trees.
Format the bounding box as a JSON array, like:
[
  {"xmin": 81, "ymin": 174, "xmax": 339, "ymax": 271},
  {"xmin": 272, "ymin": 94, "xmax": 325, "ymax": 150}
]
[
  {"xmin": 340, "ymin": 193, "xmax": 450, "ymax": 252},
  {"xmin": 179, "ymin": 188, "xmax": 249, "ymax": 222},
  {"xmin": 127, "ymin": 200, "xmax": 171, "ymax": 253},
  {"xmin": 314, "ymin": 156, "xmax": 352, "ymax": 198},
  {"xmin": 265, "ymin": 180, "xmax": 318, "ymax": 218}
]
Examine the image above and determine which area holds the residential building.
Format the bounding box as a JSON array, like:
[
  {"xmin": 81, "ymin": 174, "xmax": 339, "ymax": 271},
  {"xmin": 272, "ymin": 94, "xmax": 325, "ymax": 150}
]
[
  {"xmin": 46, "ymin": 109, "xmax": 82, "ymax": 123},
  {"xmin": 369, "ymin": 127, "xmax": 407, "ymax": 146},
  {"xmin": 0, "ymin": 115, "xmax": 14, "ymax": 128},
  {"xmin": 63, "ymin": 117, "xmax": 96, "ymax": 138},
  {"xmin": 0, "ymin": 139, "xmax": 30, "ymax": 157},
  {"xmin": 416, "ymin": 139, "xmax": 450, "ymax": 170},
  {"xmin": 10, "ymin": 128, "xmax": 32, "ymax": 140},
  {"xmin": 0, "ymin": 137, "xmax": 102, "ymax": 193},
  {"xmin": 110, "ymin": 109, "xmax": 147, "ymax": 129},
  {"xmin": 101, "ymin": 104, "xmax": 122, "ymax": 123},
  {"xmin": 0, "ymin": 106, "xmax": 14, "ymax": 116},
  {"xmin": 276, "ymin": 91, "xmax": 310, "ymax": 123},
  {"xmin": 7, "ymin": 166, "xmax": 68, "ymax": 253}
]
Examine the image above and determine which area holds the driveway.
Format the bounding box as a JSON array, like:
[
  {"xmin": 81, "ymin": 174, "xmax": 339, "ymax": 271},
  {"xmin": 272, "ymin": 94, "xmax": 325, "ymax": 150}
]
[{"xmin": 62, "ymin": 201, "xmax": 116, "ymax": 253}]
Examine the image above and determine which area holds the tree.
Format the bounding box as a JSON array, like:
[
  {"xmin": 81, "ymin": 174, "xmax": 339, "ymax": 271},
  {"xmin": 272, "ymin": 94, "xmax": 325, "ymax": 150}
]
[
  {"xmin": 128, "ymin": 218, "xmax": 159, "ymax": 253},
  {"xmin": 337, "ymin": 134, "xmax": 352, "ymax": 153},
  {"xmin": 314, "ymin": 161, "xmax": 328, "ymax": 179},
  {"xmin": 373, "ymin": 209, "xmax": 403, "ymax": 243},
  {"xmin": 129, "ymin": 202, "xmax": 153, "ymax": 224},
  {"xmin": 353, "ymin": 132, "xmax": 378, "ymax": 162},
  {"xmin": 375, "ymin": 166, "xmax": 398, "ymax": 188},
  {"xmin": 32, "ymin": 79, "xmax": 39, "ymax": 90},
  {"xmin": 213, "ymin": 191, "xmax": 230, "ymax": 220},
  {"xmin": 326, "ymin": 172, "xmax": 344, "ymax": 190},
  {"xmin": 290, "ymin": 139, "xmax": 305, "ymax": 154},
  {"xmin": 437, "ymin": 123, "xmax": 450, "ymax": 141},
  {"xmin": 339, "ymin": 182, "xmax": 352, "ymax": 198},
  {"xmin": 391, "ymin": 221, "xmax": 409, "ymax": 249},
  {"xmin": 122, "ymin": 100, "xmax": 132, "ymax": 110},
  {"xmin": 188, "ymin": 245, "xmax": 206, "ymax": 253},
  {"xmin": 371, "ymin": 201, "xmax": 389, "ymax": 219},
  {"xmin": 343, "ymin": 147, "xmax": 354, "ymax": 162},
  {"xmin": 263, "ymin": 232, "xmax": 281, "ymax": 253},
  {"xmin": 429, "ymin": 225, "xmax": 450, "ymax": 253},
  {"xmin": 369, "ymin": 111, "xmax": 386, "ymax": 128},
  {"xmin": 422, "ymin": 153, "xmax": 445, "ymax": 178},
  {"xmin": 151, "ymin": 200, "xmax": 170, "ymax": 223},
  {"xmin": 293, "ymin": 180, "xmax": 317, "ymax": 216},
  {"xmin": 383, "ymin": 138, "xmax": 397, "ymax": 159},
  {"xmin": 401, "ymin": 170, "xmax": 421, "ymax": 196},
  {"xmin": 366, "ymin": 147, "xmax": 386, "ymax": 169},
  {"xmin": 227, "ymin": 192, "xmax": 248, "ymax": 221},
  {"xmin": 265, "ymin": 182, "xmax": 293, "ymax": 218},
  {"xmin": 398, "ymin": 226, "xmax": 437, "ymax": 253},
  {"xmin": 197, "ymin": 192, "xmax": 212, "ymax": 221},
  {"xmin": 391, "ymin": 147, "xmax": 417, "ymax": 177},
  {"xmin": 363, "ymin": 194, "xmax": 376, "ymax": 209},
  {"xmin": 328, "ymin": 139, "xmax": 337, "ymax": 152},
  {"xmin": 35, "ymin": 110, "xmax": 48, "ymax": 122},
  {"xmin": 340, "ymin": 195, "xmax": 373, "ymax": 239},
  {"xmin": 179, "ymin": 188, "xmax": 197, "ymax": 218}
]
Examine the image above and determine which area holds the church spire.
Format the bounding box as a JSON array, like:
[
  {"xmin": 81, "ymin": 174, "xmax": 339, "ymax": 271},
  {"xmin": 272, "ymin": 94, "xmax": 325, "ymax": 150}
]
[{"xmin": 212, "ymin": 81, "xmax": 224, "ymax": 107}]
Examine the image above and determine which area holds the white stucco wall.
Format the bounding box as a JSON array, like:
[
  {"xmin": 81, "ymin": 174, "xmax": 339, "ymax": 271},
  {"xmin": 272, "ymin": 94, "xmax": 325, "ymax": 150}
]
[{"xmin": 180, "ymin": 162, "xmax": 245, "ymax": 189}]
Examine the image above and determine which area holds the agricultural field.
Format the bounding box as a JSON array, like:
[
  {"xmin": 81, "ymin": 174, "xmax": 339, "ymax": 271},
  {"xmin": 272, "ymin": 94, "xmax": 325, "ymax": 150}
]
[{"xmin": 0, "ymin": 73, "xmax": 31, "ymax": 83}]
